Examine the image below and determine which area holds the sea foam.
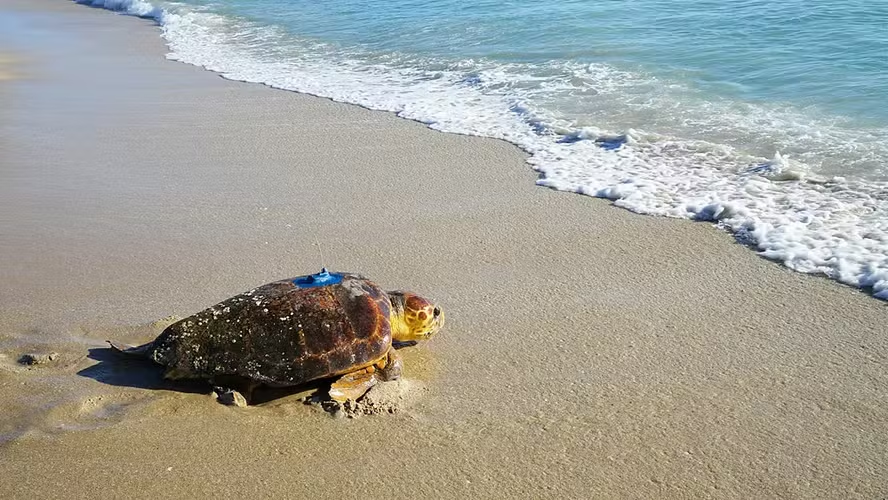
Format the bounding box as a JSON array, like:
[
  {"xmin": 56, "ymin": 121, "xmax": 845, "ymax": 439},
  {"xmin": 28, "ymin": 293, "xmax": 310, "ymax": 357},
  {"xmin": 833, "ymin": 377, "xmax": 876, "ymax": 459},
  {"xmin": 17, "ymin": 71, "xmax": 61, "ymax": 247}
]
[
  {"xmin": 75, "ymin": 0, "xmax": 162, "ymax": 20},
  {"xmin": 77, "ymin": 0, "xmax": 888, "ymax": 300}
]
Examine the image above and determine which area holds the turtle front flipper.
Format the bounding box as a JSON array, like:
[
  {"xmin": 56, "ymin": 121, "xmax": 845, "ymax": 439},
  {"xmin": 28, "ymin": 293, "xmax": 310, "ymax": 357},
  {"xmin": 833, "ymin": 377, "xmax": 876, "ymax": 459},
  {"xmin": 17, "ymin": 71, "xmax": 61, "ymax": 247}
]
[
  {"xmin": 329, "ymin": 350, "xmax": 403, "ymax": 402},
  {"xmin": 329, "ymin": 367, "xmax": 380, "ymax": 403},
  {"xmin": 378, "ymin": 349, "xmax": 403, "ymax": 382}
]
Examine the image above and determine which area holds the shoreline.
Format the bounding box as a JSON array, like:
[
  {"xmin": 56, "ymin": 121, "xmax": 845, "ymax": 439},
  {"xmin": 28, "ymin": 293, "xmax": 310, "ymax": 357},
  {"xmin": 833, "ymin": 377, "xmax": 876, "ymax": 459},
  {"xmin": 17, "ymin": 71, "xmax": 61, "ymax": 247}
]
[
  {"xmin": 73, "ymin": 0, "xmax": 888, "ymax": 303},
  {"xmin": 2, "ymin": 1, "xmax": 888, "ymax": 498}
]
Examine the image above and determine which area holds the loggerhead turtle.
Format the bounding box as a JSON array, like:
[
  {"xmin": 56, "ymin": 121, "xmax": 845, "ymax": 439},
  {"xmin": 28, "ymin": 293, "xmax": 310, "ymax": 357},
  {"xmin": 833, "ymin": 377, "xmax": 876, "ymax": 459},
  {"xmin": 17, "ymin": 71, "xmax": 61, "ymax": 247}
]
[{"xmin": 109, "ymin": 269, "xmax": 443, "ymax": 404}]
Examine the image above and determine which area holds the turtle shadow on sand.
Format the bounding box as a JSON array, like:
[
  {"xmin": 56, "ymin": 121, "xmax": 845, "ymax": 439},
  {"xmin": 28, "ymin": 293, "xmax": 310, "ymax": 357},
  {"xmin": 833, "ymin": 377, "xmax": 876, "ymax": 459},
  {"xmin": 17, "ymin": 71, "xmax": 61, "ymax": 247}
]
[
  {"xmin": 78, "ymin": 342, "xmax": 419, "ymax": 406},
  {"xmin": 77, "ymin": 347, "xmax": 211, "ymax": 397},
  {"xmin": 77, "ymin": 347, "xmax": 333, "ymax": 405}
]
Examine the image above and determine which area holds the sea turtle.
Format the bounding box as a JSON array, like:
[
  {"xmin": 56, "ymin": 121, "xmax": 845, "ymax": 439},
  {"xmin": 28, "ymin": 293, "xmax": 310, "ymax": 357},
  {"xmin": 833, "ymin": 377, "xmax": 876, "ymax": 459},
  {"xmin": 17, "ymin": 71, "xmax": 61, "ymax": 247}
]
[{"xmin": 109, "ymin": 269, "xmax": 444, "ymax": 404}]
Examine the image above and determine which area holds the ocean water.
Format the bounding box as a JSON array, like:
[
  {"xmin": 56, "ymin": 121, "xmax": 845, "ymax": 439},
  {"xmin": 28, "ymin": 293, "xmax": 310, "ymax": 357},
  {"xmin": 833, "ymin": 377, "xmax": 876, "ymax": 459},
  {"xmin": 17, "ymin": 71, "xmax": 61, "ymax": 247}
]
[{"xmin": 79, "ymin": 0, "xmax": 888, "ymax": 299}]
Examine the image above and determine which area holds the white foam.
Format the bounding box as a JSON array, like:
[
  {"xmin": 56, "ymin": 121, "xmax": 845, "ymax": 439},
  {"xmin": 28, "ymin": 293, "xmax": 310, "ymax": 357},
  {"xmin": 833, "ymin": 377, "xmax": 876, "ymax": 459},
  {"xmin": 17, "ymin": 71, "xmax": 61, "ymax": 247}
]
[
  {"xmin": 75, "ymin": 0, "xmax": 163, "ymax": 20},
  {"xmin": 79, "ymin": 0, "xmax": 888, "ymax": 300}
]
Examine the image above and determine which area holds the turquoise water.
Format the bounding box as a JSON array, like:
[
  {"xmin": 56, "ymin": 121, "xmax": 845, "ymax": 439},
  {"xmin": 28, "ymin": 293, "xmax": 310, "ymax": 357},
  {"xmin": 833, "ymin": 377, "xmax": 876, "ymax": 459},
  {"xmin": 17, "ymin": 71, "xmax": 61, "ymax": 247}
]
[
  {"xmin": 228, "ymin": 0, "xmax": 888, "ymax": 124},
  {"xmin": 80, "ymin": 0, "xmax": 888, "ymax": 299}
]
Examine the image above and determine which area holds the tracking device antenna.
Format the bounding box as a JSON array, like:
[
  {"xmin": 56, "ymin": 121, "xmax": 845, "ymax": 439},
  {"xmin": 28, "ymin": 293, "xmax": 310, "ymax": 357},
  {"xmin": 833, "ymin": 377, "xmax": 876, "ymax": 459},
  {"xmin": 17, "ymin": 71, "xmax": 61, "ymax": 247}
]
[{"xmin": 313, "ymin": 234, "xmax": 327, "ymax": 272}]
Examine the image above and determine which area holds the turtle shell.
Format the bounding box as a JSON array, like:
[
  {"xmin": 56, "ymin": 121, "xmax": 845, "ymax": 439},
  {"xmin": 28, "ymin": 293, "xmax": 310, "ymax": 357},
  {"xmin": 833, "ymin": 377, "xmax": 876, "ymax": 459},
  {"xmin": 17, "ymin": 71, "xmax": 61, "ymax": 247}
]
[{"xmin": 146, "ymin": 272, "xmax": 392, "ymax": 387}]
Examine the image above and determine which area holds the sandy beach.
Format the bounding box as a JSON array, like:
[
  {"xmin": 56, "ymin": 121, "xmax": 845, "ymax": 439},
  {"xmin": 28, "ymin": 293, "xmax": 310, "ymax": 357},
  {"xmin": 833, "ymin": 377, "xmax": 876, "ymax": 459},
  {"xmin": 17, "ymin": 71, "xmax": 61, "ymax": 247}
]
[{"xmin": 1, "ymin": 1, "xmax": 887, "ymax": 498}]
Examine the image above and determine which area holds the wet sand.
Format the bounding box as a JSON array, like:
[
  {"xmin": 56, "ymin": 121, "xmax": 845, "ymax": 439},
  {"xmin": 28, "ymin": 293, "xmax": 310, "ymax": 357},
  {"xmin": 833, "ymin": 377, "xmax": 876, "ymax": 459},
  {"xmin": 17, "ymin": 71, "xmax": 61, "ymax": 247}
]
[
  {"xmin": 0, "ymin": 54, "xmax": 17, "ymax": 81},
  {"xmin": 1, "ymin": 1, "xmax": 887, "ymax": 498}
]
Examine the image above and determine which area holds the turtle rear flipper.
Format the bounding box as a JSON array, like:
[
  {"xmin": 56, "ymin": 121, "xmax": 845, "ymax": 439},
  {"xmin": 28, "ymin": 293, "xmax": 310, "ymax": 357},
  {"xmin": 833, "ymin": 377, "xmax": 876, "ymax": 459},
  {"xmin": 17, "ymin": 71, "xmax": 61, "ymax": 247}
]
[{"xmin": 107, "ymin": 340, "xmax": 154, "ymax": 357}]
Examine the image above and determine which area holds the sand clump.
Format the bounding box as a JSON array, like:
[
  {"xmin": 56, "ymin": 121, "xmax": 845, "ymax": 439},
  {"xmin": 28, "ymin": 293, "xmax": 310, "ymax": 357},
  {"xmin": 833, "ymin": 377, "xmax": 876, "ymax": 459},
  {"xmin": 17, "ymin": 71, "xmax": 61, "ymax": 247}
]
[
  {"xmin": 341, "ymin": 379, "xmax": 425, "ymax": 417},
  {"xmin": 18, "ymin": 352, "xmax": 60, "ymax": 366},
  {"xmin": 305, "ymin": 379, "xmax": 424, "ymax": 418},
  {"xmin": 215, "ymin": 388, "xmax": 248, "ymax": 407}
]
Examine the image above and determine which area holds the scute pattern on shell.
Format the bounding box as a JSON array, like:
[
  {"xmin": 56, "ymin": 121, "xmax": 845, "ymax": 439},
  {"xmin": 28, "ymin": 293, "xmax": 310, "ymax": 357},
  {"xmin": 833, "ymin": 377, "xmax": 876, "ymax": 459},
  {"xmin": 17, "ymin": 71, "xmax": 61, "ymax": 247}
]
[{"xmin": 148, "ymin": 274, "xmax": 392, "ymax": 386}]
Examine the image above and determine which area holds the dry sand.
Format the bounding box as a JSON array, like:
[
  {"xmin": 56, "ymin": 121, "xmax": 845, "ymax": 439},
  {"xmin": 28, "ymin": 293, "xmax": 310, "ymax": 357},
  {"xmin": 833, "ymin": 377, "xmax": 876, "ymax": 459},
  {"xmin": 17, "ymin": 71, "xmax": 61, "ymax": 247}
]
[{"xmin": 1, "ymin": 1, "xmax": 887, "ymax": 498}]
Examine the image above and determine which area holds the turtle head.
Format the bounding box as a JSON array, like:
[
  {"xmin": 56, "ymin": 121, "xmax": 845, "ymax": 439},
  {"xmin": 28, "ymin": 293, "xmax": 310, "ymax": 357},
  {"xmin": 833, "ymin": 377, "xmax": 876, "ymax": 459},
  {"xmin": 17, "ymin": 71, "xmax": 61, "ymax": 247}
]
[{"xmin": 388, "ymin": 291, "xmax": 444, "ymax": 342}]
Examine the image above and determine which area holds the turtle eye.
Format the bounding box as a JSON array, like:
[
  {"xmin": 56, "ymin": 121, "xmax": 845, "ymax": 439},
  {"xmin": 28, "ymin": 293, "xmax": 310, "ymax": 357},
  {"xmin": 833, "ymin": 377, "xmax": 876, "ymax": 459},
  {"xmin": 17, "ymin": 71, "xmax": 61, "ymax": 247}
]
[{"xmin": 433, "ymin": 307, "xmax": 441, "ymax": 317}]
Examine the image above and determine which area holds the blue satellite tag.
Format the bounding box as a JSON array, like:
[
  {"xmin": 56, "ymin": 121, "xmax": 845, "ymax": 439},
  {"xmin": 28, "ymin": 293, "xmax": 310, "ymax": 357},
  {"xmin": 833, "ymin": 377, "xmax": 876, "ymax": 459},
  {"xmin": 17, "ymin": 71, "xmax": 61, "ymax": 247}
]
[{"xmin": 293, "ymin": 268, "xmax": 344, "ymax": 288}]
